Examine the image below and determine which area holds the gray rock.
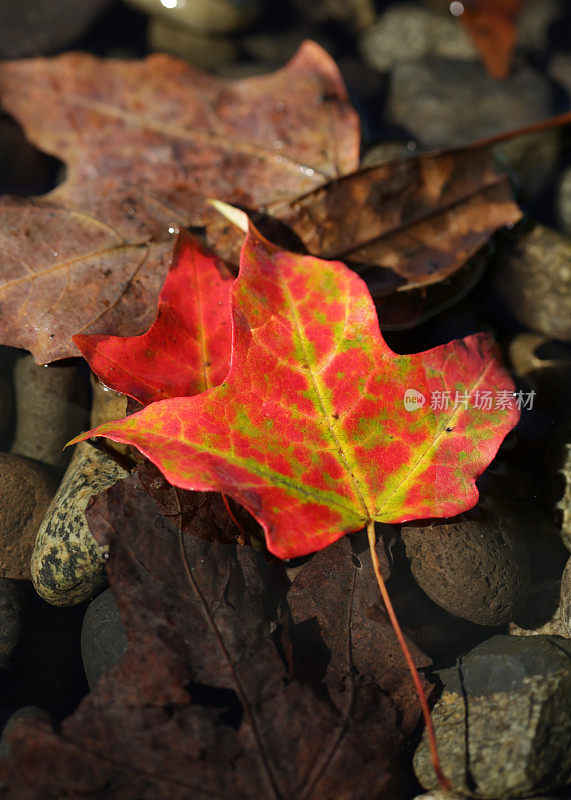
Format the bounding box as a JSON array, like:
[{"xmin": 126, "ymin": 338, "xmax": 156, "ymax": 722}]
[
  {"xmin": 0, "ymin": 706, "xmax": 52, "ymax": 759},
  {"xmin": 389, "ymin": 59, "xmax": 558, "ymax": 199},
  {"xmin": 401, "ymin": 511, "xmax": 530, "ymax": 626},
  {"xmin": 359, "ymin": 5, "xmax": 477, "ymax": 73},
  {"xmin": 494, "ymin": 224, "xmax": 571, "ymax": 341},
  {"xmin": 0, "ymin": 579, "xmax": 26, "ymax": 669},
  {"xmin": 0, "ymin": 0, "xmax": 111, "ymax": 58},
  {"xmin": 81, "ymin": 589, "xmax": 128, "ymax": 689},
  {"xmin": 389, "ymin": 60, "xmax": 553, "ymax": 149},
  {"xmin": 124, "ymin": 0, "xmax": 260, "ymax": 35},
  {"xmin": 0, "ymin": 453, "xmax": 57, "ymax": 580},
  {"xmin": 561, "ymin": 557, "xmax": 571, "ymax": 637},
  {"xmin": 557, "ymin": 167, "xmax": 571, "ymax": 237},
  {"xmin": 414, "ymin": 635, "xmax": 571, "ymax": 797},
  {"xmin": 11, "ymin": 354, "xmax": 89, "ymax": 470},
  {"xmin": 31, "ymin": 441, "xmax": 128, "ymax": 606}
]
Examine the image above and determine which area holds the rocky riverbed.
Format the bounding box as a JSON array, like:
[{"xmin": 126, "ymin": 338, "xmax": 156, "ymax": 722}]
[{"xmin": 1, "ymin": 2, "xmax": 571, "ymax": 799}]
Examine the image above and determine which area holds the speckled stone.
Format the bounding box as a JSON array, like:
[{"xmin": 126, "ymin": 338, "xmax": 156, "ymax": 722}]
[
  {"xmin": 414, "ymin": 635, "xmax": 571, "ymax": 798},
  {"xmin": 0, "ymin": 579, "xmax": 26, "ymax": 669},
  {"xmin": 11, "ymin": 354, "xmax": 89, "ymax": 469},
  {"xmin": 401, "ymin": 511, "xmax": 530, "ymax": 626},
  {"xmin": 0, "ymin": 453, "xmax": 57, "ymax": 580},
  {"xmin": 495, "ymin": 225, "xmax": 571, "ymax": 341},
  {"xmin": 561, "ymin": 557, "xmax": 571, "ymax": 637},
  {"xmin": 81, "ymin": 588, "xmax": 128, "ymax": 689},
  {"xmin": 31, "ymin": 441, "xmax": 128, "ymax": 606}
]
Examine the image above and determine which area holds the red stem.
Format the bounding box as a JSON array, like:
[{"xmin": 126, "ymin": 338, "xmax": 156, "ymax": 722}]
[{"xmin": 366, "ymin": 521, "xmax": 452, "ymax": 792}]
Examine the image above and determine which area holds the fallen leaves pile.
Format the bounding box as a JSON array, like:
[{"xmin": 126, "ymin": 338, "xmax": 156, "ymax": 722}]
[
  {"xmin": 0, "ymin": 474, "xmax": 431, "ymax": 799},
  {"xmin": 0, "ymin": 40, "xmax": 529, "ymax": 799}
]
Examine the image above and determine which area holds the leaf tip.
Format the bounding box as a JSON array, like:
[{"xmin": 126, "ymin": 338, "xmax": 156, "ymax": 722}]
[{"xmin": 208, "ymin": 199, "xmax": 249, "ymax": 234}]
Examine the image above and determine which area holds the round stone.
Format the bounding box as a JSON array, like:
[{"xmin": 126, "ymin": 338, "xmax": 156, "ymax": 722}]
[
  {"xmin": 401, "ymin": 510, "xmax": 530, "ymax": 626},
  {"xmin": 0, "ymin": 453, "xmax": 57, "ymax": 580}
]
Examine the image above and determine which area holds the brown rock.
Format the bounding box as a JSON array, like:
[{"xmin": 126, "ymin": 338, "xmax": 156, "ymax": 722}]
[
  {"xmin": 11, "ymin": 353, "xmax": 89, "ymax": 469},
  {"xmin": 0, "ymin": 453, "xmax": 57, "ymax": 579},
  {"xmin": 561, "ymin": 557, "xmax": 571, "ymax": 637},
  {"xmin": 401, "ymin": 508, "xmax": 530, "ymax": 626},
  {"xmin": 495, "ymin": 224, "xmax": 571, "ymax": 341}
]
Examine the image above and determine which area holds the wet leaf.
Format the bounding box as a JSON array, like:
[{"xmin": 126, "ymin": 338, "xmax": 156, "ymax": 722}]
[
  {"xmin": 0, "ymin": 474, "xmax": 431, "ymax": 799},
  {"xmin": 209, "ymin": 147, "xmax": 522, "ymax": 328},
  {"xmin": 70, "ymin": 225, "xmax": 520, "ymax": 559},
  {"xmin": 0, "ymin": 42, "xmax": 359, "ymax": 363},
  {"xmin": 74, "ymin": 232, "xmax": 233, "ymax": 405},
  {"xmin": 137, "ymin": 458, "xmax": 261, "ymax": 547}
]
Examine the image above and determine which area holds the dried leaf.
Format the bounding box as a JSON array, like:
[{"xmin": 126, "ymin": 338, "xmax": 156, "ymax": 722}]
[
  {"xmin": 70, "ymin": 225, "xmax": 519, "ymax": 559},
  {"xmin": 74, "ymin": 232, "xmax": 233, "ymax": 404},
  {"xmin": 0, "ymin": 474, "xmax": 431, "ymax": 799},
  {"xmin": 208, "ymin": 148, "xmax": 522, "ymax": 327},
  {"xmin": 0, "ymin": 42, "xmax": 359, "ymax": 363},
  {"xmin": 137, "ymin": 458, "xmax": 261, "ymax": 547}
]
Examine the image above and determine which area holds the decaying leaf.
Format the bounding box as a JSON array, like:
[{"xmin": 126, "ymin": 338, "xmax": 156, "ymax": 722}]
[
  {"xmin": 137, "ymin": 458, "xmax": 262, "ymax": 547},
  {"xmin": 74, "ymin": 232, "xmax": 233, "ymax": 405},
  {"xmin": 70, "ymin": 225, "xmax": 520, "ymax": 559},
  {"xmin": 209, "ymin": 147, "xmax": 522, "ymax": 328},
  {"xmin": 0, "ymin": 42, "xmax": 359, "ymax": 363},
  {"xmin": 457, "ymin": 0, "xmax": 523, "ymax": 80},
  {"xmin": 0, "ymin": 474, "xmax": 431, "ymax": 799}
]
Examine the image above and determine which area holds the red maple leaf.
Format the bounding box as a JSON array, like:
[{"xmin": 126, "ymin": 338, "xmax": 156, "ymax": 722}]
[
  {"xmin": 73, "ymin": 232, "xmax": 233, "ymax": 405},
  {"xmin": 70, "ymin": 224, "xmax": 519, "ymax": 559},
  {"xmin": 70, "ymin": 224, "xmax": 519, "ymax": 789}
]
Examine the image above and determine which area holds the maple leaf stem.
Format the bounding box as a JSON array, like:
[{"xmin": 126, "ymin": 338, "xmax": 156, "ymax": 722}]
[
  {"xmin": 221, "ymin": 492, "xmax": 246, "ymax": 536},
  {"xmin": 366, "ymin": 521, "xmax": 452, "ymax": 793}
]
